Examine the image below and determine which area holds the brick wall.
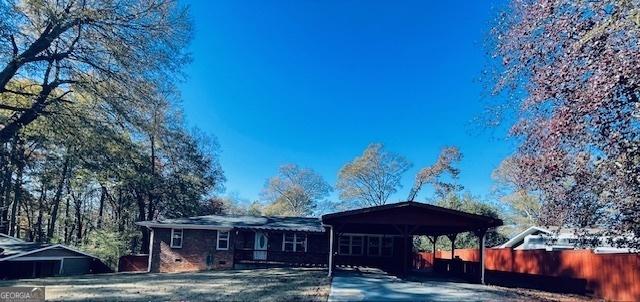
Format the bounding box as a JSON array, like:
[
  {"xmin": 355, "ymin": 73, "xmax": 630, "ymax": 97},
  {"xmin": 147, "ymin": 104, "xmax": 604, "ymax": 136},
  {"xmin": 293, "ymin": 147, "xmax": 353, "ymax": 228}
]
[
  {"xmin": 118, "ymin": 255, "xmax": 149, "ymax": 272},
  {"xmin": 150, "ymin": 228, "xmax": 233, "ymax": 273}
]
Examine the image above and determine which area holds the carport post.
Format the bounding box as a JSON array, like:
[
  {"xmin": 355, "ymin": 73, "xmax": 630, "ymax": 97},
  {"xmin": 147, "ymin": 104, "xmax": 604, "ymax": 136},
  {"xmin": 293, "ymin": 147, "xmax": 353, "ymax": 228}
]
[
  {"xmin": 475, "ymin": 229, "xmax": 487, "ymax": 285},
  {"xmin": 447, "ymin": 234, "xmax": 457, "ymax": 259},
  {"xmin": 430, "ymin": 235, "xmax": 438, "ymax": 266},
  {"xmin": 328, "ymin": 225, "xmax": 334, "ymax": 277}
]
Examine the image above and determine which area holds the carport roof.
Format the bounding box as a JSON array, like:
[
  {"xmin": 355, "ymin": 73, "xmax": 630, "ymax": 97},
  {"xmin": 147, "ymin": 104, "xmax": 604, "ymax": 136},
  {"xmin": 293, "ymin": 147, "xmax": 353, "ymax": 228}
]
[{"xmin": 322, "ymin": 201, "xmax": 502, "ymax": 235}]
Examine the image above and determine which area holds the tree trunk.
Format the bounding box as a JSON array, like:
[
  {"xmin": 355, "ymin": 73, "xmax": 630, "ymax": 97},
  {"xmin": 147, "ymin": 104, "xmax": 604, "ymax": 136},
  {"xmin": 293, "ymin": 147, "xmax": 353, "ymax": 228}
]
[
  {"xmin": 64, "ymin": 196, "xmax": 70, "ymax": 244},
  {"xmin": 35, "ymin": 185, "xmax": 46, "ymax": 242},
  {"xmin": 47, "ymin": 156, "xmax": 70, "ymax": 239},
  {"xmin": 73, "ymin": 193, "xmax": 83, "ymax": 245},
  {"xmin": 8, "ymin": 137, "xmax": 24, "ymax": 237},
  {"xmin": 147, "ymin": 134, "xmax": 156, "ymax": 221},
  {"xmin": 0, "ymin": 159, "xmax": 12, "ymax": 234},
  {"xmin": 136, "ymin": 190, "xmax": 149, "ymax": 254},
  {"xmin": 97, "ymin": 185, "xmax": 106, "ymax": 228},
  {"xmin": 0, "ymin": 140, "xmax": 15, "ymax": 234},
  {"xmin": 116, "ymin": 189, "xmax": 125, "ymax": 234}
]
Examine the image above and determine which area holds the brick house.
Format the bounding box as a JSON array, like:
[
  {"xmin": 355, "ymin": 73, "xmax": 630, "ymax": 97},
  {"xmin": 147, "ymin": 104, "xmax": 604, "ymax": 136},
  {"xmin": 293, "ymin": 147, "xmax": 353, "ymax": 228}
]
[
  {"xmin": 137, "ymin": 201, "xmax": 502, "ymax": 280},
  {"xmin": 137, "ymin": 215, "xmax": 327, "ymax": 273}
]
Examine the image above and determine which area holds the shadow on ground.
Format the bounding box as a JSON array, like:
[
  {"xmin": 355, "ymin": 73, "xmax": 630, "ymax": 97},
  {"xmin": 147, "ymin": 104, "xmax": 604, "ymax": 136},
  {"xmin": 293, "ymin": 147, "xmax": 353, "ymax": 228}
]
[{"xmin": 328, "ymin": 268, "xmax": 596, "ymax": 302}]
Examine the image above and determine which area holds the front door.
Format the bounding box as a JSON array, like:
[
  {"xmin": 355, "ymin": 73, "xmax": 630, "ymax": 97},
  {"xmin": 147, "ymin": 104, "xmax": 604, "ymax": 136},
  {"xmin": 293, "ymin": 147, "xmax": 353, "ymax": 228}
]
[{"xmin": 253, "ymin": 231, "xmax": 268, "ymax": 260}]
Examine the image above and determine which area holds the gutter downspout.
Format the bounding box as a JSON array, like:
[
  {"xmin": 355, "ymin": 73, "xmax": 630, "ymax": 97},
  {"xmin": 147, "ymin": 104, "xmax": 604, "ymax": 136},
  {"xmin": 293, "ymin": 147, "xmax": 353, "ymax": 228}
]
[
  {"xmin": 328, "ymin": 225, "xmax": 334, "ymax": 277},
  {"xmin": 146, "ymin": 227, "xmax": 154, "ymax": 273}
]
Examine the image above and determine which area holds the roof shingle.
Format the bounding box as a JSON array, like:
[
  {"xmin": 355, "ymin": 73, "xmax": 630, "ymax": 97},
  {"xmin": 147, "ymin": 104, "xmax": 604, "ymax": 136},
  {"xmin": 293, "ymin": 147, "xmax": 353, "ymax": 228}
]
[{"xmin": 138, "ymin": 215, "xmax": 325, "ymax": 233}]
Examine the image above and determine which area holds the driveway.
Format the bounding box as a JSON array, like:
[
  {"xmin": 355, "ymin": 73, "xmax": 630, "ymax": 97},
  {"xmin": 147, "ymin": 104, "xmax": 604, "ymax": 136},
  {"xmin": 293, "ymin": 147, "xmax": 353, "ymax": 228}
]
[{"xmin": 328, "ymin": 268, "xmax": 593, "ymax": 302}]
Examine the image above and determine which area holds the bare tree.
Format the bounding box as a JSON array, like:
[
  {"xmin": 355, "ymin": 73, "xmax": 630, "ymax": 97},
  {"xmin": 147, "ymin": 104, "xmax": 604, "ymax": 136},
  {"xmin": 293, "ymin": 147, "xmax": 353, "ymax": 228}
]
[
  {"xmin": 408, "ymin": 146, "xmax": 462, "ymax": 201},
  {"xmin": 336, "ymin": 143, "xmax": 411, "ymax": 208},
  {"xmin": 262, "ymin": 164, "xmax": 332, "ymax": 216},
  {"xmin": 491, "ymin": 156, "xmax": 541, "ymax": 226}
]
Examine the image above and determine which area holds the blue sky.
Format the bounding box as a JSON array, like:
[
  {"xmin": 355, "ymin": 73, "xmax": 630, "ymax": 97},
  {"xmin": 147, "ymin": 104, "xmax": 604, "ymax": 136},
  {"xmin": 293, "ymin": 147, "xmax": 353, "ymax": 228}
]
[{"xmin": 178, "ymin": 0, "xmax": 514, "ymax": 205}]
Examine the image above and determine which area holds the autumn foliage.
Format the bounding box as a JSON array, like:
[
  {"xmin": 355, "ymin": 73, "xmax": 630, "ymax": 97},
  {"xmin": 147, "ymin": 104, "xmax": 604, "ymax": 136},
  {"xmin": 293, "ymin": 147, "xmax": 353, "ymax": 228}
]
[{"xmin": 491, "ymin": 0, "xmax": 640, "ymax": 247}]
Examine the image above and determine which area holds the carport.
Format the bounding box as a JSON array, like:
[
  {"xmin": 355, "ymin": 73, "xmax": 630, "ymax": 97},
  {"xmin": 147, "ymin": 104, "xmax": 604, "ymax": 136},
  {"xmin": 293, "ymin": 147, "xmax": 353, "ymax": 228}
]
[{"xmin": 321, "ymin": 201, "xmax": 502, "ymax": 283}]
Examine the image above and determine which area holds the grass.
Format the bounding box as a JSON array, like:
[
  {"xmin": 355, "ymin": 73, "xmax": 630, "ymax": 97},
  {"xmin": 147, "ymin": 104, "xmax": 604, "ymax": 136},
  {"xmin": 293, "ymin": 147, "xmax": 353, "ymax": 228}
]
[{"xmin": 0, "ymin": 267, "xmax": 331, "ymax": 302}]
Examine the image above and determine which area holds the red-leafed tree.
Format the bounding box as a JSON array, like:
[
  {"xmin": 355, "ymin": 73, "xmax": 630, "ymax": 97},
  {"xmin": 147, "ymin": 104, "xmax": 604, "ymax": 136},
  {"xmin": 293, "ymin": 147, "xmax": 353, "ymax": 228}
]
[{"xmin": 490, "ymin": 0, "xmax": 640, "ymax": 247}]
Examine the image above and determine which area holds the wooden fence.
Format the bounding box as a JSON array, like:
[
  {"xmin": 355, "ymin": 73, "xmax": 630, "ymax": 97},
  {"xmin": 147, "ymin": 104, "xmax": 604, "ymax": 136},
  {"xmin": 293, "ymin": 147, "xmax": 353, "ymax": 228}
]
[{"xmin": 414, "ymin": 249, "xmax": 640, "ymax": 301}]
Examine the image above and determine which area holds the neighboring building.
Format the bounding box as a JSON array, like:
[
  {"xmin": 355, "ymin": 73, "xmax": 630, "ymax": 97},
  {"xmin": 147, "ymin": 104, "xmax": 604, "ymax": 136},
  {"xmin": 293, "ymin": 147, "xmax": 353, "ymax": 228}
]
[
  {"xmin": 137, "ymin": 201, "xmax": 503, "ymax": 280},
  {"xmin": 499, "ymin": 226, "xmax": 634, "ymax": 253},
  {"xmin": 0, "ymin": 233, "xmax": 112, "ymax": 279}
]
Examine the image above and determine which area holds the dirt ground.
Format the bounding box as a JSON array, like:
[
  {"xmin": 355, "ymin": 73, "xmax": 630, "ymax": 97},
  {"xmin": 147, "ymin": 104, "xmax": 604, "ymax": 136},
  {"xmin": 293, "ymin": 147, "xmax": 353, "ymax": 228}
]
[
  {"xmin": 0, "ymin": 267, "xmax": 331, "ymax": 302},
  {"xmin": 0, "ymin": 267, "xmax": 599, "ymax": 302}
]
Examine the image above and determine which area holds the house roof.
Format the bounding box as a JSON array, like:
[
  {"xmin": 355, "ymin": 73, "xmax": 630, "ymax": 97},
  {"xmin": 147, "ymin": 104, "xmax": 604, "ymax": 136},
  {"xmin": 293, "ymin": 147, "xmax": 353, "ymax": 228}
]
[
  {"xmin": 498, "ymin": 225, "xmax": 631, "ymax": 251},
  {"xmin": 0, "ymin": 234, "xmax": 99, "ymax": 261},
  {"xmin": 137, "ymin": 215, "xmax": 325, "ymax": 233},
  {"xmin": 0, "ymin": 235, "xmax": 47, "ymax": 259},
  {"xmin": 498, "ymin": 226, "xmax": 552, "ymax": 248}
]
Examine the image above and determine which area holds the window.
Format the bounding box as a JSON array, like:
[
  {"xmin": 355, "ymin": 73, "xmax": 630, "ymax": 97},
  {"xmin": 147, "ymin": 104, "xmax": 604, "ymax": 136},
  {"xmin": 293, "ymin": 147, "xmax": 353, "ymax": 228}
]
[
  {"xmin": 338, "ymin": 235, "xmax": 364, "ymax": 256},
  {"xmin": 283, "ymin": 233, "xmax": 295, "ymax": 252},
  {"xmin": 339, "ymin": 236, "xmax": 351, "ymax": 255},
  {"xmin": 339, "ymin": 235, "xmax": 393, "ymax": 256},
  {"xmin": 382, "ymin": 237, "xmax": 393, "ymax": 257},
  {"xmin": 351, "ymin": 236, "xmax": 363, "ymax": 255},
  {"xmin": 170, "ymin": 229, "xmax": 183, "ymax": 248},
  {"xmin": 295, "ymin": 234, "xmax": 306, "ymax": 252},
  {"xmin": 282, "ymin": 233, "xmax": 307, "ymax": 252},
  {"xmin": 367, "ymin": 236, "xmax": 381, "ymax": 256},
  {"xmin": 217, "ymin": 230, "xmax": 230, "ymax": 250}
]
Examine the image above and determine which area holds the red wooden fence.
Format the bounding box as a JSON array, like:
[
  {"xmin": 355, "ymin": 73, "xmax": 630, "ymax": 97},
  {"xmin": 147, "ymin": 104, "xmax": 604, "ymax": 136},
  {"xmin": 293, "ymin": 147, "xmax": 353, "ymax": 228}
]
[{"xmin": 414, "ymin": 249, "xmax": 640, "ymax": 301}]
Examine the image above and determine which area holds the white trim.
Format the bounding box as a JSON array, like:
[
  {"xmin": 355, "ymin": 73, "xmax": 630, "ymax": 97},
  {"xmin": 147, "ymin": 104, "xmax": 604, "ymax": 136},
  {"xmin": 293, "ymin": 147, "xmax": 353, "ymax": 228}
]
[
  {"xmin": 328, "ymin": 226, "xmax": 334, "ymax": 277},
  {"xmin": 136, "ymin": 221, "xmax": 232, "ymax": 231},
  {"xmin": 7, "ymin": 256, "xmax": 85, "ymax": 261},
  {"xmin": 147, "ymin": 228, "xmax": 154, "ymax": 273},
  {"xmin": 170, "ymin": 228, "xmax": 183, "ymax": 248},
  {"xmin": 56, "ymin": 244, "xmax": 100, "ymax": 259},
  {"xmin": 0, "ymin": 244, "xmax": 98, "ymax": 262},
  {"xmin": 0, "ymin": 233, "xmax": 24, "ymax": 242},
  {"xmin": 59, "ymin": 258, "xmax": 64, "ymax": 275},
  {"xmin": 281, "ymin": 233, "xmax": 286, "ymax": 251},
  {"xmin": 342, "ymin": 232, "xmax": 402, "ymax": 238},
  {"xmin": 216, "ymin": 230, "xmax": 230, "ymax": 250}
]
